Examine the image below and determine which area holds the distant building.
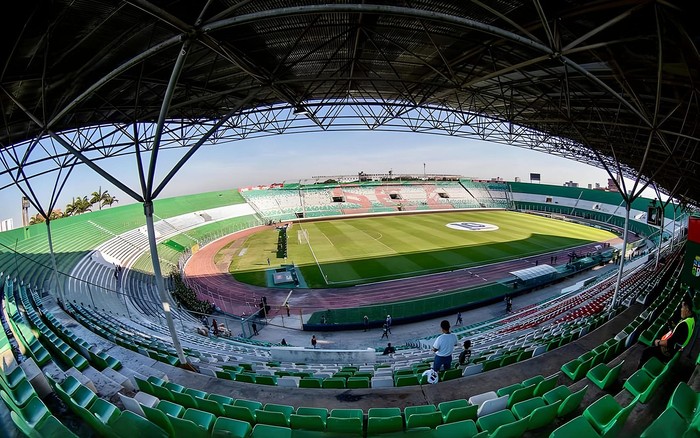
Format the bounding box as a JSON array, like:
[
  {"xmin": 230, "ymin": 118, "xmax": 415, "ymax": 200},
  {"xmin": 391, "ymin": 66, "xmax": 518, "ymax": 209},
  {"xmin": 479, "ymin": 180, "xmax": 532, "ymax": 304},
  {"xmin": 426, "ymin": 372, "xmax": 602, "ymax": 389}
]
[
  {"xmin": 514, "ymin": 177, "xmax": 521, "ymax": 182},
  {"xmin": 563, "ymin": 181, "xmax": 578, "ymax": 188},
  {"xmin": 587, "ymin": 184, "xmax": 592, "ymax": 189},
  {"xmin": 1, "ymin": 218, "xmax": 13, "ymax": 232},
  {"xmin": 607, "ymin": 178, "xmax": 619, "ymax": 192}
]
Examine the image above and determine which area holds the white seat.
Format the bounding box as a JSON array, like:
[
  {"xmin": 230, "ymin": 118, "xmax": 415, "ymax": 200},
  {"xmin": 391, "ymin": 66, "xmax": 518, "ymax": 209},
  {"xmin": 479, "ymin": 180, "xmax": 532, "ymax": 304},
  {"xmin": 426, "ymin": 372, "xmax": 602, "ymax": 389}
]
[
  {"xmin": 278, "ymin": 376, "xmax": 300, "ymax": 387},
  {"xmin": 477, "ymin": 395, "xmax": 508, "ymax": 417},
  {"xmin": 462, "ymin": 363, "xmax": 483, "ymax": 377},
  {"xmin": 119, "ymin": 393, "xmax": 146, "ymax": 417},
  {"xmin": 371, "ymin": 377, "xmax": 394, "ymax": 388},
  {"xmin": 468, "ymin": 391, "xmax": 497, "ymax": 408}
]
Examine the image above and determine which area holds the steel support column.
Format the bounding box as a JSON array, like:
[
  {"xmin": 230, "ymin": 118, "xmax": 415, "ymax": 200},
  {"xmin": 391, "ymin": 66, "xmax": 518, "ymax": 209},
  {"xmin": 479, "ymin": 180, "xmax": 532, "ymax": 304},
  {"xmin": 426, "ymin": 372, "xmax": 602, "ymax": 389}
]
[
  {"xmin": 45, "ymin": 220, "xmax": 65, "ymax": 304},
  {"xmin": 144, "ymin": 201, "xmax": 187, "ymax": 365},
  {"xmin": 610, "ymin": 202, "xmax": 631, "ymax": 309}
]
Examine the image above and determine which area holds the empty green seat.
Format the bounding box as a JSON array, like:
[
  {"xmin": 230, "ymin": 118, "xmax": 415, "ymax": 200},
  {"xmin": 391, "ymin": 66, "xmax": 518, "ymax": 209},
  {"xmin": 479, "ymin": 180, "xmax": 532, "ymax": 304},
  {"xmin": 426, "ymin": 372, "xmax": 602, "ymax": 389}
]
[
  {"xmin": 169, "ymin": 414, "xmax": 212, "ymax": 438},
  {"xmin": 0, "ymin": 392, "xmax": 50, "ymax": 428},
  {"xmin": 395, "ymin": 374, "xmax": 420, "ymax": 387},
  {"xmin": 668, "ymin": 381, "xmax": 700, "ymax": 422},
  {"xmin": 212, "ymin": 416, "xmax": 252, "ymax": 438},
  {"xmin": 496, "ymin": 382, "xmax": 522, "ymax": 398},
  {"xmin": 222, "ymin": 404, "xmax": 256, "ymax": 425},
  {"xmin": 550, "ymin": 415, "xmax": 602, "ymax": 438},
  {"xmin": 367, "ymin": 415, "xmax": 404, "ymax": 435},
  {"xmin": 256, "ymin": 375, "xmax": 278, "ymax": 386},
  {"xmin": 255, "ymin": 409, "xmax": 289, "ymax": 427},
  {"xmin": 322, "ymin": 377, "xmax": 346, "ymax": 389},
  {"xmin": 290, "ymin": 413, "xmax": 326, "ymax": 431},
  {"xmin": 583, "ymin": 394, "xmax": 638, "ymax": 436},
  {"xmin": 406, "ymin": 411, "xmax": 443, "ymax": 429},
  {"xmin": 347, "ymin": 377, "xmax": 370, "ymax": 388},
  {"xmin": 251, "ymin": 423, "xmax": 292, "ymax": 438},
  {"xmin": 208, "ymin": 393, "xmax": 234, "ymax": 406},
  {"xmin": 507, "ymin": 383, "xmax": 536, "ymax": 409},
  {"xmin": 172, "ymin": 391, "xmax": 199, "ymax": 409},
  {"xmin": 561, "ymin": 356, "xmax": 594, "ymax": 381},
  {"xmin": 183, "ymin": 407, "xmax": 216, "ymax": 431},
  {"xmin": 143, "ymin": 404, "xmax": 176, "ymax": 435},
  {"xmin": 235, "ymin": 399, "xmax": 263, "ymax": 412},
  {"xmin": 330, "ymin": 408, "xmax": 363, "ymax": 420},
  {"xmin": 195, "ymin": 396, "xmax": 225, "ymax": 416},
  {"xmin": 640, "ymin": 406, "xmax": 689, "ymax": 438},
  {"xmin": 511, "ymin": 397, "xmax": 560, "ymax": 431},
  {"xmin": 11, "ymin": 411, "xmax": 79, "ymax": 438},
  {"xmin": 327, "ymin": 416, "xmax": 362, "ymax": 436},
  {"xmin": 543, "ymin": 385, "xmax": 588, "ymax": 418},
  {"xmin": 533, "ymin": 375, "xmax": 558, "ymax": 397},
  {"xmin": 299, "ymin": 377, "xmax": 323, "ymax": 388},
  {"xmin": 368, "ymin": 407, "xmax": 402, "ymax": 418},
  {"xmin": 435, "ymin": 419, "xmax": 478, "ymax": 437},
  {"xmin": 235, "ymin": 373, "xmax": 257, "ymax": 384},
  {"xmin": 586, "ymin": 361, "xmax": 624, "ymax": 390},
  {"xmin": 112, "ymin": 410, "xmax": 169, "ymax": 437},
  {"xmin": 476, "ymin": 409, "xmax": 517, "ymax": 434}
]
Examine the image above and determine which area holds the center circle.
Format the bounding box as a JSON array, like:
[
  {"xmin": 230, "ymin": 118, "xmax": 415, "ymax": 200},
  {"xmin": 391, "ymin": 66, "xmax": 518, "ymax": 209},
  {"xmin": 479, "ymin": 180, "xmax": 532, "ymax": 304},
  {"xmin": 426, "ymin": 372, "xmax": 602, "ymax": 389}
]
[{"xmin": 446, "ymin": 222, "xmax": 499, "ymax": 232}]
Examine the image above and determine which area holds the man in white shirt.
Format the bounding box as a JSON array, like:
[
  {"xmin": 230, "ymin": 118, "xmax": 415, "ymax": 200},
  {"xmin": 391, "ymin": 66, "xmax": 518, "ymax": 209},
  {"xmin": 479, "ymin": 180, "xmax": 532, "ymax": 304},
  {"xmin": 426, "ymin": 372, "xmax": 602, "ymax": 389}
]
[{"xmin": 432, "ymin": 320, "xmax": 458, "ymax": 372}]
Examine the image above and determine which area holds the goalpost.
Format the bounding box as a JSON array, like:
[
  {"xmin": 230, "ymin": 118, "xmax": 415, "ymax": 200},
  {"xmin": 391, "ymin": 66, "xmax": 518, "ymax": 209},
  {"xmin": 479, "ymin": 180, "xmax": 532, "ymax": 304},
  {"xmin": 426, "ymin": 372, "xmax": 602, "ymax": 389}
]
[{"xmin": 296, "ymin": 223, "xmax": 331, "ymax": 285}]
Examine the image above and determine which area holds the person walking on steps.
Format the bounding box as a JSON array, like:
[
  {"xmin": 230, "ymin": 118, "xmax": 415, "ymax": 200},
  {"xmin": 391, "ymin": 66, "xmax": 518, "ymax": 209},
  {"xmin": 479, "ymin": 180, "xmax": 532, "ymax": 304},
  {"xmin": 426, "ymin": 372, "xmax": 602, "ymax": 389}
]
[
  {"xmin": 455, "ymin": 312, "xmax": 463, "ymax": 326},
  {"xmin": 381, "ymin": 324, "xmax": 389, "ymax": 339},
  {"xmin": 363, "ymin": 315, "xmax": 369, "ymax": 332},
  {"xmin": 311, "ymin": 335, "xmax": 317, "ymax": 349}
]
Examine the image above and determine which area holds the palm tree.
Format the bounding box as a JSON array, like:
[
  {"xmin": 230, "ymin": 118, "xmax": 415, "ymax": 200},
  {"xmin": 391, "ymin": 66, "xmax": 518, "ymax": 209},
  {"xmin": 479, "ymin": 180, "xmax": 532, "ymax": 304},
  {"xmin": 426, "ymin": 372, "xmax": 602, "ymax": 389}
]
[
  {"xmin": 90, "ymin": 187, "xmax": 110, "ymax": 210},
  {"xmin": 65, "ymin": 196, "xmax": 92, "ymax": 216},
  {"xmin": 29, "ymin": 213, "xmax": 45, "ymax": 225},
  {"xmin": 101, "ymin": 193, "xmax": 118, "ymax": 208}
]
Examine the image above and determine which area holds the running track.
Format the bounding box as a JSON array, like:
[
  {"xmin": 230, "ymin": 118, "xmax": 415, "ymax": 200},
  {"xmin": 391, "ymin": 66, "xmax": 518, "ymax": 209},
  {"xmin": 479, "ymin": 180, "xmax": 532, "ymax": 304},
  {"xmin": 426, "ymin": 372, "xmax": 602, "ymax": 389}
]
[{"xmin": 184, "ymin": 224, "xmax": 627, "ymax": 317}]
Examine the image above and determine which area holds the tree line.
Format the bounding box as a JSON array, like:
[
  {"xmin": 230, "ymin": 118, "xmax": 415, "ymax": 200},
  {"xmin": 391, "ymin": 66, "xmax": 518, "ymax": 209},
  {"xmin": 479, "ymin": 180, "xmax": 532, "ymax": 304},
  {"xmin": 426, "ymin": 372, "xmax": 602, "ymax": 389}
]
[{"xmin": 29, "ymin": 188, "xmax": 119, "ymax": 225}]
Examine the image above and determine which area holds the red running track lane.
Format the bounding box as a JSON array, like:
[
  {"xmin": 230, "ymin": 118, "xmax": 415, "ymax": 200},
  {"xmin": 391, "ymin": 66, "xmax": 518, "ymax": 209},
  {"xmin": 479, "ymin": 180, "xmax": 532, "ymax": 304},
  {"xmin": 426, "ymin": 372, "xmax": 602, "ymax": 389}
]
[{"xmin": 184, "ymin": 224, "xmax": 624, "ymax": 317}]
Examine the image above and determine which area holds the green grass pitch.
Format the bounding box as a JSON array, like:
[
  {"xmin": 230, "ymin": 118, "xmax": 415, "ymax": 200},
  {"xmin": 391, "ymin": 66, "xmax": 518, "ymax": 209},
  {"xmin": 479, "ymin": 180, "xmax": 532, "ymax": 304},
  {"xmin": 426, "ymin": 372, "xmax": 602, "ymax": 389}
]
[{"xmin": 228, "ymin": 210, "xmax": 617, "ymax": 288}]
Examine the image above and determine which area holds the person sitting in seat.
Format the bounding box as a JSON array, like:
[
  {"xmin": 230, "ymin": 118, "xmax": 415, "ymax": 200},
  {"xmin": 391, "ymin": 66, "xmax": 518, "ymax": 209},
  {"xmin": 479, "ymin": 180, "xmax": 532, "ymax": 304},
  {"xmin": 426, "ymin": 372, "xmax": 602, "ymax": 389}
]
[
  {"xmin": 637, "ymin": 296, "xmax": 695, "ymax": 369},
  {"xmin": 382, "ymin": 343, "xmax": 396, "ymax": 355}
]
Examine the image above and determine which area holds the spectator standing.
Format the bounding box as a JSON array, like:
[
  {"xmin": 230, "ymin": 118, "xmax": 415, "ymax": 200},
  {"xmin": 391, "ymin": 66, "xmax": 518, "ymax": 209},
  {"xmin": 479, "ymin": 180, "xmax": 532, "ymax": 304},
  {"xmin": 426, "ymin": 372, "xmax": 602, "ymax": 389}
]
[
  {"xmin": 381, "ymin": 324, "xmax": 389, "ymax": 339},
  {"xmin": 212, "ymin": 319, "xmax": 219, "ymax": 336},
  {"xmin": 285, "ymin": 303, "xmax": 290, "ymax": 317},
  {"xmin": 281, "ymin": 338, "xmax": 287, "ymax": 346},
  {"xmin": 637, "ymin": 297, "xmax": 695, "ymax": 368},
  {"xmin": 267, "ymin": 257, "xmax": 271, "ymax": 266},
  {"xmin": 363, "ymin": 315, "xmax": 369, "ymax": 332},
  {"xmin": 311, "ymin": 335, "xmax": 317, "ymax": 349},
  {"xmin": 252, "ymin": 322, "xmax": 259, "ymax": 335},
  {"xmin": 432, "ymin": 320, "xmax": 458, "ymax": 372},
  {"xmin": 455, "ymin": 312, "xmax": 463, "ymax": 326},
  {"xmin": 386, "ymin": 315, "xmax": 392, "ymax": 333}
]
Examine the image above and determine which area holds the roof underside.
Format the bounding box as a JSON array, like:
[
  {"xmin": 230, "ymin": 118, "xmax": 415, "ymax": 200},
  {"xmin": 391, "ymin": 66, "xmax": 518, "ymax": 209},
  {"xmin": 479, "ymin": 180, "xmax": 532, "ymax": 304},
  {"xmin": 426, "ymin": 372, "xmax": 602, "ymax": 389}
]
[{"xmin": 1, "ymin": 1, "xmax": 699, "ymax": 205}]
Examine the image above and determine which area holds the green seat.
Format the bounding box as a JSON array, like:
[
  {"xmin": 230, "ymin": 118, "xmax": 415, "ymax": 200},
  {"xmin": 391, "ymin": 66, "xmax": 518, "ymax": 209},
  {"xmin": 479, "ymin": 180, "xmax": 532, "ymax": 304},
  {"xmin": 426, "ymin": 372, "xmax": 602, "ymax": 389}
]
[
  {"xmin": 583, "ymin": 394, "xmax": 638, "ymax": 436},
  {"xmin": 437, "ymin": 399, "xmax": 468, "ymax": 422},
  {"xmin": 561, "ymin": 356, "xmax": 594, "ymax": 381},
  {"xmin": 496, "ymin": 383, "xmax": 522, "ymax": 398},
  {"xmin": 556, "ymin": 385, "xmax": 588, "ymax": 417},
  {"xmin": 212, "ymin": 416, "xmax": 252, "ymax": 438},
  {"xmin": 542, "ymin": 385, "xmax": 571, "ymax": 405},
  {"xmin": 395, "ymin": 374, "xmax": 420, "ymax": 387},
  {"xmin": 296, "ymin": 407, "xmax": 328, "ymax": 424},
  {"xmin": 11, "ymin": 411, "xmax": 79, "ymax": 438},
  {"xmin": 0, "ymin": 392, "xmax": 50, "ymax": 428},
  {"xmin": 0, "ymin": 366, "xmax": 27, "ymax": 389},
  {"xmin": 640, "ymin": 406, "xmax": 689, "ymax": 438},
  {"xmin": 195, "ymin": 396, "xmax": 225, "ymax": 416},
  {"xmin": 299, "ymin": 377, "xmax": 323, "ymax": 388},
  {"xmin": 164, "ymin": 381, "xmax": 186, "ymax": 393},
  {"xmin": 235, "ymin": 399, "xmax": 263, "ymax": 412},
  {"xmin": 169, "ymin": 414, "xmax": 210, "ymax": 438},
  {"xmin": 67, "ymin": 384, "xmax": 97, "ymax": 409},
  {"xmin": 185, "ymin": 388, "xmax": 208, "ymax": 399},
  {"xmin": 150, "ymin": 383, "xmax": 175, "ymax": 402},
  {"xmin": 223, "ymin": 404, "xmax": 256, "ymax": 425},
  {"xmin": 476, "ymin": 409, "xmax": 516, "ymax": 434},
  {"xmin": 322, "ymin": 377, "xmax": 346, "ymax": 389},
  {"xmin": 668, "ymin": 381, "xmax": 700, "ymax": 422},
  {"xmin": 215, "ymin": 371, "xmax": 234, "ymax": 380},
  {"xmin": 368, "ymin": 407, "xmax": 402, "ymax": 418},
  {"xmin": 511, "ymin": 397, "xmax": 560, "ymax": 431},
  {"xmin": 208, "ymin": 393, "xmax": 235, "ymax": 406},
  {"xmin": 367, "ymin": 415, "xmax": 404, "ymax": 435},
  {"xmin": 491, "ymin": 417, "xmax": 528, "ymax": 438},
  {"xmin": 330, "ymin": 408, "xmax": 364, "ymax": 420},
  {"xmin": 586, "ymin": 361, "xmax": 624, "ymax": 390},
  {"xmin": 406, "ymin": 411, "xmax": 443, "ymax": 429},
  {"xmin": 255, "ymin": 409, "xmax": 289, "ymax": 427},
  {"xmin": 111, "ymin": 410, "xmax": 169, "ymax": 438},
  {"xmin": 256, "ymin": 375, "xmax": 278, "ymax": 386},
  {"xmin": 327, "ymin": 417, "xmax": 363, "ymax": 436},
  {"xmin": 142, "ymin": 404, "xmax": 176, "ymax": 435},
  {"xmin": 290, "ymin": 414, "xmax": 326, "ymax": 431},
  {"xmin": 507, "ymin": 383, "xmax": 536, "ymax": 409},
  {"xmin": 2, "ymin": 379, "xmax": 34, "ymax": 408},
  {"xmin": 435, "ymin": 419, "xmax": 479, "ymax": 437},
  {"xmin": 441, "ymin": 368, "xmax": 462, "ymax": 381},
  {"xmin": 183, "ymin": 407, "xmax": 216, "ymax": 431},
  {"xmin": 623, "ymin": 369, "xmax": 665, "ymax": 404},
  {"xmin": 89, "ymin": 398, "xmax": 121, "ymax": 427},
  {"xmin": 550, "ymin": 415, "xmax": 602, "ymax": 438},
  {"xmin": 235, "ymin": 373, "xmax": 257, "ymax": 384},
  {"xmin": 405, "ymin": 404, "xmax": 437, "ymax": 417},
  {"xmin": 347, "ymin": 377, "xmax": 370, "ymax": 388},
  {"xmin": 172, "ymin": 391, "xmax": 199, "ymax": 409},
  {"xmin": 251, "ymin": 423, "xmax": 291, "ymax": 438},
  {"xmin": 533, "ymin": 375, "xmax": 558, "ymax": 397}
]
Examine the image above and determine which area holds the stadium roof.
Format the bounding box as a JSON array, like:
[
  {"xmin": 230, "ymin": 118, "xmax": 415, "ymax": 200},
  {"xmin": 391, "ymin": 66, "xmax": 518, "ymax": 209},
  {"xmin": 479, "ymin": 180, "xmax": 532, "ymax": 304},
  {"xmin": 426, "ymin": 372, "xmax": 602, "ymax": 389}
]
[
  {"xmin": 1, "ymin": 1, "xmax": 699, "ymax": 207},
  {"xmin": 509, "ymin": 264, "xmax": 558, "ymax": 281}
]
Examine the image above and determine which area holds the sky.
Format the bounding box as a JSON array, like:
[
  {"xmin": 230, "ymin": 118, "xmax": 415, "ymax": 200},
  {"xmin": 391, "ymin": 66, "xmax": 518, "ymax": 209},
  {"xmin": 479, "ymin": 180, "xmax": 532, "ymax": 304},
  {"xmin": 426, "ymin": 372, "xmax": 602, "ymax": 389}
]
[{"xmin": 0, "ymin": 130, "xmax": 657, "ymax": 228}]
